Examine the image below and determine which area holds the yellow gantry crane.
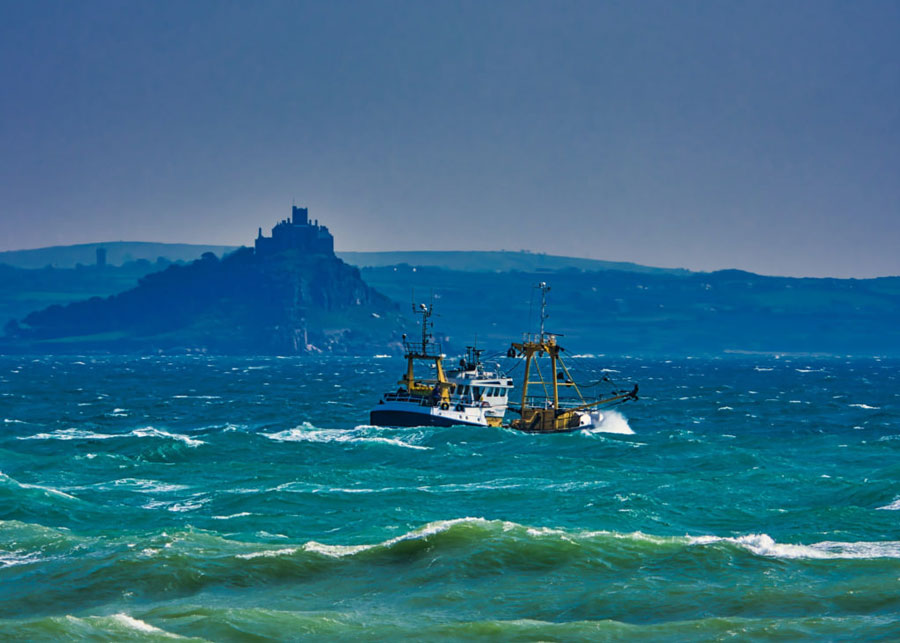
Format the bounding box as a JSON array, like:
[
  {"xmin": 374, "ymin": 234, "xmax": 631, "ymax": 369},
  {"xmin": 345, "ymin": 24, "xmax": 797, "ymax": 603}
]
[{"xmin": 507, "ymin": 283, "xmax": 637, "ymax": 433}]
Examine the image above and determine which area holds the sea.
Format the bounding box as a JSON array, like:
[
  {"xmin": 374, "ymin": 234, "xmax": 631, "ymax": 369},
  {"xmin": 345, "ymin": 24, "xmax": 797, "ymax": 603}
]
[{"xmin": 1, "ymin": 354, "xmax": 898, "ymax": 641}]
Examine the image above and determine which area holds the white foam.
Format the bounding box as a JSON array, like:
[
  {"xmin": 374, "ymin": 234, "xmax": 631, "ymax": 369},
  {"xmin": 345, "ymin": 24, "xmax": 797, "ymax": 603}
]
[
  {"xmin": 417, "ymin": 479, "xmax": 526, "ymax": 493},
  {"xmin": 167, "ymin": 499, "xmax": 207, "ymax": 512},
  {"xmin": 876, "ymin": 499, "xmax": 900, "ymax": 511},
  {"xmin": 242, "ymin": 517, "xmax": 502, "ymax": 561},
  {"xmin": 130, "ymin": 426, "xmax": 206, "ymax": 447},
  {"xmin": 18, "ymin": 426, "xmax": 205, "ymax": 446},
  {"xmin": 109, "ymin": 614, "xmax": 181, "ymax": 637},
  {"xmin": 111, "ymin": 478, "xmax": 189, "ymax": 493},
  {"xmin": 265, "ymin": 423, "xmax": 429, "ymax": 450},
  {"xmin": 849, "ymin": 403, "xmax": 879, "ymax": 410},
  {"xmin": 0, "ymin": 471, "xmax": 77, "ymax": 500},
  {"xmin": 0, "ymin": 550, "xmax": 45, "ymax": 568},
  {"xmin": 212, "ymin": 512, "xmax": 253, "ymax": 520},
  {"xmin": 690, "ymin": 533, "xmax": 900, "ymax": 559},
  {"xmin": 19, "ymin": 428, "xmax": 120, "ymax": 441},
  {"xmin": 236, "ymin": 547, "xmax": 299, "ymax": 559},
  {"xmin": 585, "ymin": 410, "xmax": 634, "ymax": 435},
  {"xmin": 302, "ymin": 542, "xmax": 371, "ymax": 557}
]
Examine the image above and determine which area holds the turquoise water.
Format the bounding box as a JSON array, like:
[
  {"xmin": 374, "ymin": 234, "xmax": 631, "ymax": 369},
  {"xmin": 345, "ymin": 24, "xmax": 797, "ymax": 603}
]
[{"xmin": 1, "ymin": 355, "xmax": 899, "ymax": 640}]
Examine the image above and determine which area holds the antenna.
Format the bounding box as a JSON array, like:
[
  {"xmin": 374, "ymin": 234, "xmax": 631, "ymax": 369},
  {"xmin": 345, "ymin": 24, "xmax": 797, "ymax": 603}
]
[
  {"xmin": 411, "ymin": 288, "xmax": 434, "ymax": 353},
  {"xmin": 537, "ymin": 282, "xmax": 550, "ymax": 338}
]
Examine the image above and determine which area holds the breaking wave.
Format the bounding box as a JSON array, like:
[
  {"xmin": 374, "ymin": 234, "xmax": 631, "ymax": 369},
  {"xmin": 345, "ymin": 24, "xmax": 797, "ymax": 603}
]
[
  {"xmin": 264, "ymin": 422, "xmax": 430, "ymax": 450},
  {"xmin": 583, "ymin": 410, "xmax": 634, "ymax": 435},
  {"xmin": 18, "ymin": 426, "xmax": 205, "ymax": 447}
]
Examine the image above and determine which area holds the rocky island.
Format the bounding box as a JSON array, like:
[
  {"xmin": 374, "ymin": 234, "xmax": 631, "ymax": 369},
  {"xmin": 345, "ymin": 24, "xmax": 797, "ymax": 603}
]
[{"xmin": 4, "ymin": 208, "xmax": 400, "ymax": 354}]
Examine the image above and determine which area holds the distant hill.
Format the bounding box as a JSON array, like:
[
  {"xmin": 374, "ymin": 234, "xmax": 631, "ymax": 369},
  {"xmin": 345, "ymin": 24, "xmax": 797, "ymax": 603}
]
[
  {"xmin": 1, "ymin": 243, "xmax": 684, "ymax": 274},
  {"xmin": 0, "ymin": 260, "xmax": 172, "ymax": 331},
  {"xmin": 0, "ymin": 241, "xmax": 238, "ymax": 269},
  {"xmin": 1, "ymin": 213, "xmax": 403, "ymax": 354},
  {"xmin": 4, "ymin": 248, "xmax": 400, "ymax": 354},
  {"xmin": 337, "ymin": 250, "xmax": 689, "ymax": 275},
  {"xmin": 359, "ymin": 265, "xmax": 900, "ymax": 357},
  {"xmin": 3, "ymin": 242, "xmax": 900, "ymax": 357}
]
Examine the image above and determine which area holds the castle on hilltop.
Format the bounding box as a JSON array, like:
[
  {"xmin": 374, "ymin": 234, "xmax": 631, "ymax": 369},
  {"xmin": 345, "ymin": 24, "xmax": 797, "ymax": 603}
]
[{"xmin": 254, "ymin": 206, "xmax": 334, "ymax": 257}]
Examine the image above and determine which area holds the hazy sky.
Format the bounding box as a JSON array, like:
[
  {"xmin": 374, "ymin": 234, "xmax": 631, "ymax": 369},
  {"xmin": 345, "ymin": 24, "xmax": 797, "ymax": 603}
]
[{"xmin": 1, "ymin": 1, "xmax": 898, "ymax": 277}]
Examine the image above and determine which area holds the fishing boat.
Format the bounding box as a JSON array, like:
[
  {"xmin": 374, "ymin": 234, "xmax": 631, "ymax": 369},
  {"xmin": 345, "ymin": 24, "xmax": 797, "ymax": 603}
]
[
  {"xmin": 506, "ymin": 283, "xmax": 638, "ymax": 433},
  {"xmin": 369, "ymin": 300, "xmax": 513, "ymax": 428}
]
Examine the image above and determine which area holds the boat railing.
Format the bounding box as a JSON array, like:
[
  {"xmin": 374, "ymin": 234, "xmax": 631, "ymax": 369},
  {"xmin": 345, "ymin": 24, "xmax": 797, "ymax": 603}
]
[
  {"xmin": 383, "ymin": 391, "xmax": 434, "ymax": 406},
  {"xmin": 403, "ymin": 340, "xmax": 443, "ymax": 358},
  {"xmin": 383, "ymin": 390, "xmax": 495, "ymax": 410},
  {"xmin": 521, "ymin": 395, "xmax": 586, "ymax": 410}
]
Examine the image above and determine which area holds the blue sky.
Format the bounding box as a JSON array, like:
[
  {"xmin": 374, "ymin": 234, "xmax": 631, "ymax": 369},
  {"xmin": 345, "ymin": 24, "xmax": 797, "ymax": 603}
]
[{"xmin": 1, "ymin": 1, "xmax": 898, "ymax": 277}]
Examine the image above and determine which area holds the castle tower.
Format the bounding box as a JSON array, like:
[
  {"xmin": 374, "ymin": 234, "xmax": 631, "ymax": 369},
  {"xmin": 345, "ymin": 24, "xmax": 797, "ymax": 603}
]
[{"xmin": 292, "ymin": 206, "xmax": 309, "ymax": 226}]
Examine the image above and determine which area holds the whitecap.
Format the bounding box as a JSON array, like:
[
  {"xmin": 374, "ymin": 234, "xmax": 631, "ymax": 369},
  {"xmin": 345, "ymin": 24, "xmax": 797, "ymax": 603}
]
[
  {"xmin": 690, "ymin": 533, "xmax": 900, "ymax": 559},
  {"xmin": 0, "ymin": 471, "xmax": 78, "ymax": 500},
  {"xmin": 18, "ymin": 427, "xmax": 206, "ymax": 445},
  {"xmin": 876, "ymin": 499, "xmax": 900, "ymax": 511},
  {"xmin": 166, "ymin": 499, "xmax": 207, "ymax": 512},
  {"xmin": 584, "ymin": 410, "xmax": 634, "ymax": 435},
  {"xmin": 18, "ymin": 428, "xmax": 119, "ymax": 441},
  {"xmin": 130, "ymin": 426, "xmax": 206, "ymax": 447},
  {"xmin": 108, "ymin": 614, "xmax": 181, "ymax": 637},
  {"xmin": 0, "ymin": 550, "xmax": 45, "ymax": 568},
  {"xmin": 172, "ymin": 394, "xmax": 221, "ymax": 400},
  {"xmin": 264, "ymin": 423, "xmax": 429, "ymax": 450},
  {"xmin": 236, "ymin": 547, "xmax": 299, "ymax": 559},
  {"xmin": 243, "ymin": 517, "xmax": 506, "ymax": 561},
  {"xmin": 111, "ymin": 478, "xmax": 189, "ymax": 493},
  {"xmin": 849, "ymin": 403, "xmax": 880, "ymax": 410},
  {"xmin": 302, "ymin": 542, "xmax": 372, "ymax": 557}
]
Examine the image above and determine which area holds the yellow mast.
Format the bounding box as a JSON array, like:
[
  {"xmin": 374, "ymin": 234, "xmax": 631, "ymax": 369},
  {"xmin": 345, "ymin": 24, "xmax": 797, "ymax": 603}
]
[
  {"xmin": 508, "ymin": 283, "xmax": 635, "ymax": 433},
  {"xmin": 400, "ymin": 299, "xmax": 449, "ymax": 403}
]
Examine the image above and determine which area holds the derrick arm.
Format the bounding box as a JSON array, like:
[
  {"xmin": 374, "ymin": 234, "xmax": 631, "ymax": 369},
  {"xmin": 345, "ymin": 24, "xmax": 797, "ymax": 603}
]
[{"xmin": 568, "ymin": 385, "xmax": 639, "ymax": 413}]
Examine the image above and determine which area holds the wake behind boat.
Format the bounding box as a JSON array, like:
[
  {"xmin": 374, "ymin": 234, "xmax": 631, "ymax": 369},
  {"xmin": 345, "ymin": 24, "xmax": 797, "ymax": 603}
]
[{"xmin": 369, "ymin": 300, "xmax": 513, "ymax": 428}]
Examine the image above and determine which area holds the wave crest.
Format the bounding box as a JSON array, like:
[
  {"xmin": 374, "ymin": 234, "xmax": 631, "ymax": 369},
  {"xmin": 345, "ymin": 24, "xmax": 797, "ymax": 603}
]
[{"xmin": 264, "ymin": 422, "xmax": 430, "ymax": 450}]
